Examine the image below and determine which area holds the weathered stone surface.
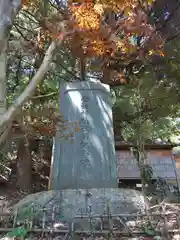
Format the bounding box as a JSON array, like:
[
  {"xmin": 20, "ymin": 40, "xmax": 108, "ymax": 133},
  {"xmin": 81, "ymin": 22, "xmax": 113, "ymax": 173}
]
[
  {"xmin": 12, "ymin": 189, "xmax": 148, "ymax": 229},
  {"xmin": 50, "ymin": 81, "xmax": 117, "ymax": 189}
]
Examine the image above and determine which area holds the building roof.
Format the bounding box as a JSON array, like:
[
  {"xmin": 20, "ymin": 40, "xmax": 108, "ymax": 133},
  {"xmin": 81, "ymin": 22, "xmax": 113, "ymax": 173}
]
[{"xmin": 114, "ymin": 137, "xmax": 178, "ymax": 150}]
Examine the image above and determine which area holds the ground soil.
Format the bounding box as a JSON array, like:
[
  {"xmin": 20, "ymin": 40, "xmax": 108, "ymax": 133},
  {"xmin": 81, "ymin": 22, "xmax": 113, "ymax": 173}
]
[{"xmin": 0, "ymin": 160, "xmax": 49, "ymax": 211}]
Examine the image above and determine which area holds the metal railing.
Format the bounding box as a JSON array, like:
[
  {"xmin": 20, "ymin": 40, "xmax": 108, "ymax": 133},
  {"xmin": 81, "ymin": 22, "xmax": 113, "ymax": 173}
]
[
  {"xmin": 0, "ymin": 163, "xmax": 11, "ymax": 182},
  {"xmin": 0, "ymin": 202, "xmax": 179, "ymax": 239}
]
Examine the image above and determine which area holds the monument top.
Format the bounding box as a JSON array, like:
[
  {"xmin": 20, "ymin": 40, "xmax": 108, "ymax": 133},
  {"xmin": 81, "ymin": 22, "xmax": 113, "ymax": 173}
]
[{"xmin": 60, "ymin": 80, "xmax": 110, "ymax": 95}]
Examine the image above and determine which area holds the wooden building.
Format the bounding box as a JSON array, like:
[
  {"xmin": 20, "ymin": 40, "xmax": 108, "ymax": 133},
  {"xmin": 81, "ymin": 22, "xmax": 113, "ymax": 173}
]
[{"xmin": 115, "ymin": 140, "xmax": 180, "ymax": 188}]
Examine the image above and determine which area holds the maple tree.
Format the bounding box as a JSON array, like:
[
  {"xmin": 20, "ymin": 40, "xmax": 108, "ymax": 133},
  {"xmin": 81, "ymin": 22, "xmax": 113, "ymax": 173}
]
[
  {"xmin": 0, "ymin": 0, "xmax": 180, "ymax": 137},
  {"xmin": 20, "ymin": 0, "xmax": 164, "ymax": 83},
  {"xmin": 1, "ymin": 0, "xmax": 180, "ymax": 82}
]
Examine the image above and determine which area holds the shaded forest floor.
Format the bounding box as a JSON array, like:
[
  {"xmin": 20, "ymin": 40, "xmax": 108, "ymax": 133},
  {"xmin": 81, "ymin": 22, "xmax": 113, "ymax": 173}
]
[
  {"xmin": 0, "ymin": 159, "xmax": 49, "ymax": 210},
  {"xmin": 0, "ymin": 139, "xmax": 52, "ymax": 209}
]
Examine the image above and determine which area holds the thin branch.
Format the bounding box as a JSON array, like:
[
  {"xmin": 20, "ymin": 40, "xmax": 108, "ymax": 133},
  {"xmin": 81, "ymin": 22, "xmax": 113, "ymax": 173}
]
[
  {"xmin": 0, "ymin": 124, "xmax": 12, "ymax": 147},
  {"xmin": 21, "ymin": 9, "xmax": 40, "ymax": 23},
  {"xmin": 14, "ymin": 22, "xmax": 35, "ymax": 34},
  {"xmin": 166, "ymin": 29, "xmax": 180, "ymax": 42},
  {"xmin": 0, "ymin": 40, "xmax": 59, "ymax": 132},
  {"xmin": 53, "ymin": 59, "xmax": 81, "ymax": 80},
  {"xmin": 80, "ymin": 58, "xmax": 86, "ymax": 81},
  {"xmin": 156, "ymin": 0, "xmax": 180, "ymax": 32},
  {"xmin": 48, "ymin": 0, "xmax": 59, "ymax": 10},
  {"xmin": 31, "ymin": 91, "xmax": 58, "ymax": 99}
]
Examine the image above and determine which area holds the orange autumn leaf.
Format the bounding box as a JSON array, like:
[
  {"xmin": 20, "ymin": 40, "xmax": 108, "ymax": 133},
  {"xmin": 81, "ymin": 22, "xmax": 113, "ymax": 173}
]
[
  {"xmin": 21, "ymin": 0, "xmax": 39, "ymax": 7},
  {"xmin": 71, "ymin": 3, "xmax": 100, "ymax": 30},
  {"xmin": 22, "ymin": 0, "xmax": 164, "ymax": 83},
  {"xmin": 96, "ymin": 0, "xmax": 138, "ymax": 12}
]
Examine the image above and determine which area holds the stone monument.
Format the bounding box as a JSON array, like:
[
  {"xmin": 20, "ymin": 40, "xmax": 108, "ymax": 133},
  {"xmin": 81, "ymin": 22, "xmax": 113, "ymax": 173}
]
[
  {"xmin": 50, "ymin": 80, "xmax": 117, "ymax": 189},
  {"xmin": 12, "ymin": 80, "xmax": 147, "ymax": 230}
]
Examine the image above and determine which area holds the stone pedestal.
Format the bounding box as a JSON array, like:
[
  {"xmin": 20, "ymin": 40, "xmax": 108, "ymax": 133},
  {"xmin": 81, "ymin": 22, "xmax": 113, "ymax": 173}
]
[
  {"xmin": 50, "ymin": 80, "xmax": 117, "ymax": 189},
  {"xmin": 13, "ymin": 188, "xmax": 147, "ymax": 224}
]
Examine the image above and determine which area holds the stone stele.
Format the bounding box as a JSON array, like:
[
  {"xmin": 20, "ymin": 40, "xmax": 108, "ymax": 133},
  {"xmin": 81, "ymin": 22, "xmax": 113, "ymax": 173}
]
[{"xmin": 49, "ymin": 80, "xmax": 117, "ymax": 189}]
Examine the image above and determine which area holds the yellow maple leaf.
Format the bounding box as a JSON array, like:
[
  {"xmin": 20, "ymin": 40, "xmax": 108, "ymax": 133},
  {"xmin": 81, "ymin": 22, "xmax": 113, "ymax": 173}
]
[
  {"xmin": 148, "ymin": 49, "xmax": 154, "ymax": 56},
  {"xmin": 147, "ymin": 0, "xmax": 154, "ymax": 5},
  {"xmin": 94, "ymin": 3, "xmax": 104, "ymax": 15},
  {"xmin": 124, "ymin": 6, "xmax": 133, "ymax": 17},
  {"xmin": 71, "ymin": 4, "xmax": 100, "ymax": 30}
]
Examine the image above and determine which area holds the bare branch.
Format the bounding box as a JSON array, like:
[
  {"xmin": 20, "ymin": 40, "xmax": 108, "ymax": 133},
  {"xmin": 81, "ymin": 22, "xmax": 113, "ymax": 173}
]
[{"xmin": 31, "ymin": 91, "xmax": 58, "ymax": 99}]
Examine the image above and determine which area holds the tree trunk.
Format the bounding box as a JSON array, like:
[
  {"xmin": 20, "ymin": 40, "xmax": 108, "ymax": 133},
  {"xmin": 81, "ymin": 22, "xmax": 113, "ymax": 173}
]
[
  {"xmin": 0, "ymin": 39, "xmax": 9, "ymax": 147},
  {"xmin": 0, "ymin": 0, "xmax": 21, "ymax": 55},
  {"xmin": 0, "ymin": 41, "xmax": 7, "ymax": 117},
  {"xmin": 16, "ymin": 138, "xmax": 32, "ymax": 193},
  {"xmin": 0, "ymin": 0, "xmax": 20, "ymax": 141}
]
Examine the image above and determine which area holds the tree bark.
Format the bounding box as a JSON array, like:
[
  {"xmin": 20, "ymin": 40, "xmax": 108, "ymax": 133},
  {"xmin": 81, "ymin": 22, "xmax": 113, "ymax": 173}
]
[
  {"xmin": 0, "ymin": 0, "xmax": 21, "ymax": 141},
  {"xmin": 0, "ymin": 39, "xmax": 8, "ymax": 147},
  {"xmin": 16, "ymin": 138, "xmax": 32, "ymax": 192},
  {"xmin": 0, "ymin": 41, "xmax": 7, "ymax": 117},
  {"xmin": 0, "ymin": 0, "xmax": 21, "ymax": 55}
]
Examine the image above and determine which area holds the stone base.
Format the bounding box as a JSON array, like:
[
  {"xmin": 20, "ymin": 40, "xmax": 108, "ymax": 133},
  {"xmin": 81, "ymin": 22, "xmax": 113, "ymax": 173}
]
[{"xmin": 13, "ymin": 188, "xmax": 147, "ymax": 225}]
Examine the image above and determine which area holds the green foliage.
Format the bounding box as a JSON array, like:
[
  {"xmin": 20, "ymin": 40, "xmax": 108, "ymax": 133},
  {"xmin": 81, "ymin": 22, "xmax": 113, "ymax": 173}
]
[
  {"xmin": 141, "ymin": 224, "xmax": 156, "ymax": 237},
  {"xmin": 113, "ymin": 70, "xmax": 180, "ymax": 142},
  {"xmin": 5, "ymin": 204, "xmax": 41, "ymax": 239},
  {"xmin": 7, "ymin": 226, "xmax": 28, "ymax": 238},
  {"xmin": 16, "ymin": 204, "xmax": 38, "ymax": 222}
]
